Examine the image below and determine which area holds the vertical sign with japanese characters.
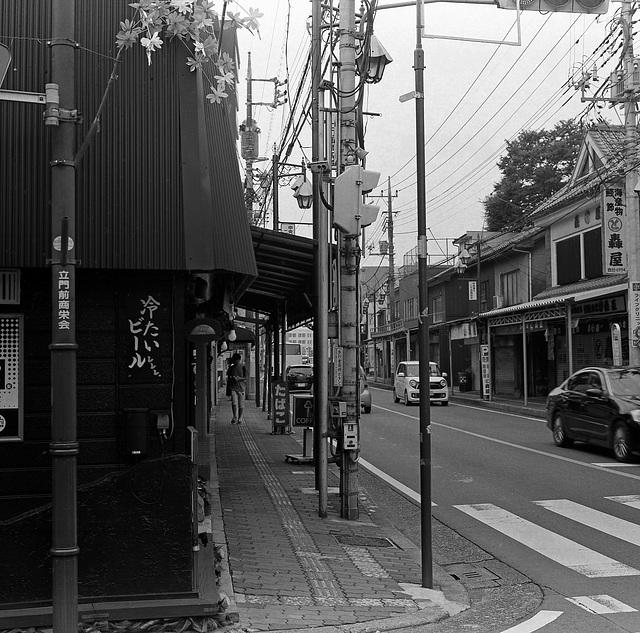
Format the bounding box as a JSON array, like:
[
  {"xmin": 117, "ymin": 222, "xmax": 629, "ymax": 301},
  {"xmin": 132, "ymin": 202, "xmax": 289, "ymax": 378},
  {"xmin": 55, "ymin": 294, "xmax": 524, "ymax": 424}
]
[
  {"xmin": 125, "ymin": 293, "xmax": 165, "ymax": 381},
  {"xmin": 480, "ymin": 344, "xmax": 491, "ymax": 400},
  {"xmin": 602, "ymin": 185, "xmax": 627, "ymax": 274},
  {"xmin": 272, "ymin": 379, "xmax": 288, "ymax": 429},
  {"xmin": 0, "ymin": 314, "xmax": 23, "ymax": 441},
  {"xmin": 630, "ymin": 282, "xmax": 640, "ymax": 348}
]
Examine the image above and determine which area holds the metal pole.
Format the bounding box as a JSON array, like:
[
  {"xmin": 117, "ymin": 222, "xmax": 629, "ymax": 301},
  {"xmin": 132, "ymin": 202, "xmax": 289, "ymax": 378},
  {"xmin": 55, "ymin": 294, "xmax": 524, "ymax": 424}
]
[
  {"xmin": 50, "ymin": 0, "xmax": 79, "ymax": 628},
  {"xmin": 312, "ymin": 0, "xmax": 329, "ymax": 517},
  {"xmin": 415, "ymin": 0, "xmax": 433, "ymax": 588},
  {"xmin": 272, "ymin": 148, "xmax": 279, "ymax": 231}
]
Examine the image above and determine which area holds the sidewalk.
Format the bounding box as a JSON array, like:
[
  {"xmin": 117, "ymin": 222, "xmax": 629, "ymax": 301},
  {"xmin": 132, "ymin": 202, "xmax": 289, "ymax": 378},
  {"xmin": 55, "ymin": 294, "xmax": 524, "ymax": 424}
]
[{"xmin": 211, "ymin": 396, "xmax": 469, "ymax": 632}]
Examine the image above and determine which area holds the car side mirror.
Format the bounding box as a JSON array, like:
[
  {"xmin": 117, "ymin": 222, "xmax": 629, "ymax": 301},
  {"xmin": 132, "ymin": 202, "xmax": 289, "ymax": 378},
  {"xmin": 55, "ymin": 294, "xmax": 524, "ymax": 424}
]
[
  {"xmin": 397, "ymin": 372, "xmax": 405, "ymax": 378},
  {"xmin": 442, "ymin": 372, "xmax": 448, "ymax": 378}
]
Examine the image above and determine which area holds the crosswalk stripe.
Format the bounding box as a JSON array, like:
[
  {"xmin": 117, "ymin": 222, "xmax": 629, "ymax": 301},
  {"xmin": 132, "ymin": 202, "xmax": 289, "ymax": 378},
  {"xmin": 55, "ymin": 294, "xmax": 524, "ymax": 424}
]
[
  {"xmin": 606, "ymin": 494, "xmax": 640, "ymax": 510},
  {"xmin": 533, "ymin": 499, "xmax": 640, "ymax": 547},
  {"xmin": 454, "ymin": 503, "xmax": 640, "ymax": 578},
  {"xmin": 567, "ymin": 595, "xmax": 637, "ymax": 614}
]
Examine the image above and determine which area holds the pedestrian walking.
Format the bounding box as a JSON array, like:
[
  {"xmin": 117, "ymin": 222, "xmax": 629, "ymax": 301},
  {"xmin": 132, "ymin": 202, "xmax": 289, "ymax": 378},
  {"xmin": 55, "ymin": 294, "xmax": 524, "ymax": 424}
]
[{"xmin": 226, "ymin": 352, "xmax": 246, "ymax": 424}]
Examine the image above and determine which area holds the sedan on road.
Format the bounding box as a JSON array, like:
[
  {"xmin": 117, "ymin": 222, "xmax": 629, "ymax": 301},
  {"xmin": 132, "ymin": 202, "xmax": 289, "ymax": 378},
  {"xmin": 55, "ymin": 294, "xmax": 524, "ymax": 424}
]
[{"xmin": 546, "ymin": 366, "xmax": 640, "ymax": 462}]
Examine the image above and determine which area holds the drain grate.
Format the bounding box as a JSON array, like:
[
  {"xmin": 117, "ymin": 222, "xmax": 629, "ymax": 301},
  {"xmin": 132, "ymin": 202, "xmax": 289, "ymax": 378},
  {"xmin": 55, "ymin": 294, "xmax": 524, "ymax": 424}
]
[{"xmin": 334, "ymin": 534, "xmax": 396, "ymax": 548}]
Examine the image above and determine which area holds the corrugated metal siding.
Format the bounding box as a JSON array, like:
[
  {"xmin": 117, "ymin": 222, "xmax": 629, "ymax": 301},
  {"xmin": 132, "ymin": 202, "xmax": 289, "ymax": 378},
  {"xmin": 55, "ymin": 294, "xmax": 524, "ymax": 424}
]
[
  {"xmin": 75, "ymin": 0, "xmax": 184, "ymax": 269},
  {"xmin": 205, "ymin": 98, "xmax": 258, "ymax": 279},
  {"xmin": 1, "ymin": 1, "xmax": 255, "ymax": 277},
  {"xmin": 0, "ymin": 1, "xmax": 52, "ymax": 267}
]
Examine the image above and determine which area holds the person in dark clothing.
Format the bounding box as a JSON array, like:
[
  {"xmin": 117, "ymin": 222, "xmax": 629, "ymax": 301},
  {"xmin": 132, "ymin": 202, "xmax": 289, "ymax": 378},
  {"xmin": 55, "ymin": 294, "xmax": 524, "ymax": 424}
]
[{"xmin": 226, "ymin": 352, "xmax": 246, "ymax": 423}]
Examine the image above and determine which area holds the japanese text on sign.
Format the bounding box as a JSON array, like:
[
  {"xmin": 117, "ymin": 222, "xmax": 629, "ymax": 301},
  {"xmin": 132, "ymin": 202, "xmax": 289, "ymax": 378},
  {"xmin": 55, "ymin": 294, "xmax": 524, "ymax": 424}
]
[
  {"xmin": 57, "ymin": 270, "xmax": 71, "ymax": 330},
  {"xmin": 630, "ymin": 282, "xmax": 640, "ymax": 347},
  {"xmin": 128, "ymin": 295, "xmax": 162, "ymax": 377},
  {"xmin": 602, "ymin": 186, "xmax": 627, "ymax": 275}
]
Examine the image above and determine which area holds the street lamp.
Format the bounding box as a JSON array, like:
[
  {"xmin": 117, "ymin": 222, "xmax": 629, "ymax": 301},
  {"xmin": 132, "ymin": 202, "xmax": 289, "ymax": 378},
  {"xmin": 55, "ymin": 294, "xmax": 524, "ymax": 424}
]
[
  {"xmin": 271, "ymin": 150, "xmax": 313, "ymax": 230},
  {"xmin": 356, "ymin": 33, "xmax": 393, "ymax": 84},
  {"xmin": 291, "ymin": 166, "xmax": 314, "ymax": 209}
]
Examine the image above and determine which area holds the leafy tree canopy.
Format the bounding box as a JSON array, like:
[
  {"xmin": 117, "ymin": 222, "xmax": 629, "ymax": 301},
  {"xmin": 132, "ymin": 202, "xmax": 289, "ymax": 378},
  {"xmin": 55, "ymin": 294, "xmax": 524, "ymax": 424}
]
[{"xmin": 483, "ymin": 119, "xmax": 584, "ymax": 232}]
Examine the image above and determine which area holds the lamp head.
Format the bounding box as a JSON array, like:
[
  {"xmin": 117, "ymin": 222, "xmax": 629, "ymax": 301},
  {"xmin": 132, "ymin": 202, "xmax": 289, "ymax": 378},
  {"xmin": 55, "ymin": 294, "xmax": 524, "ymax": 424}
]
[
  {"xmin": 356, "ymin": 34, "xmax": 393, "ymax": 84},
  {"xmin": 293, "ymin": 179, "xmax": 313, "ymax": 209}
]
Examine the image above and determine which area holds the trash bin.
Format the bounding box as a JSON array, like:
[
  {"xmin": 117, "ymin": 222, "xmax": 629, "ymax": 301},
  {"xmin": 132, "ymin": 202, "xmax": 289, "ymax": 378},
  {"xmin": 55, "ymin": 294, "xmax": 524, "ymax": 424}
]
[{"xmin": 458, "ymin": 372, "xmax": 470, "ymax": 393}]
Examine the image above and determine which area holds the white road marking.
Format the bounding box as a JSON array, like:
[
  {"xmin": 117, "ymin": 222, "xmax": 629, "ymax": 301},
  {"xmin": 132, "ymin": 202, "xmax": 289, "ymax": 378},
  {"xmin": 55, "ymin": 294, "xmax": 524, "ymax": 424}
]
[
  {"xmin": 358, "ymin": 456, "xmax": 436, "ymax": 506},
  {"xmin": 591, "ymin": 462, "xmax": 639, "ymax": 468},
  {"xmin": 606, "ymin": 494, "xmax": 640, "ymax": 510},
  {"xmin": 454, "ymin": 503, "xmax": 640, "ymax": 577},
  {"xmin": 567, "ymin": 595, "xmax": 637, "ymax": 614},
  {"xmin": 499, "ymin": 610, "xmax": 563, "ymax": 632},
  {"xmin": 533, "ymin": 499, "xmax": 640, "ymax": 547},
  {"xmin": 374, "ymin": 403, "xmax": 640, "ymax": 483}
]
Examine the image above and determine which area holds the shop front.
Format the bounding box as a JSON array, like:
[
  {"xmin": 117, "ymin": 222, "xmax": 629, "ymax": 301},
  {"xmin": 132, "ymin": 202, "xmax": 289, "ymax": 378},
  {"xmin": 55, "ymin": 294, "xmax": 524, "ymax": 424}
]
[{"xmin": 482, "ymin": 289, "xmax": 629, "ymax": 403}]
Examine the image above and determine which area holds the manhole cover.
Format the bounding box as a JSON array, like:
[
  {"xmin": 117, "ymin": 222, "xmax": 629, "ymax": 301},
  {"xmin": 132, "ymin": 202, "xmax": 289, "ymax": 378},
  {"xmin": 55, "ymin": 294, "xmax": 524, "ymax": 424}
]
[{"xmin": 334, "ymin": 535, "xmax": 396, "ymax": 548}]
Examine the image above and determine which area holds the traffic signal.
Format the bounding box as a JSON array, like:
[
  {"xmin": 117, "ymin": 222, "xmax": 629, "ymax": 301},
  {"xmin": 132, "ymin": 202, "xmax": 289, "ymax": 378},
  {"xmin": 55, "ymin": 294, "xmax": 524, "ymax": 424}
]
[
  {"xmin": 333, "ymin": 165, "xmax": 381, "ymax": 235},
  {"xmin": 495, "ymin": 0, "xmax": 608, "ymax": 12}
]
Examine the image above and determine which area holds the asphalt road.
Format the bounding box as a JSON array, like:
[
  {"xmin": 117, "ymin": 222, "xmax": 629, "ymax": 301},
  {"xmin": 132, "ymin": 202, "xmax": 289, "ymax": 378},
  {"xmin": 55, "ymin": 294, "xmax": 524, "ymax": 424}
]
[{"xmin": 358, "ymin": 386, "xmax": 640, "ymax": 633}]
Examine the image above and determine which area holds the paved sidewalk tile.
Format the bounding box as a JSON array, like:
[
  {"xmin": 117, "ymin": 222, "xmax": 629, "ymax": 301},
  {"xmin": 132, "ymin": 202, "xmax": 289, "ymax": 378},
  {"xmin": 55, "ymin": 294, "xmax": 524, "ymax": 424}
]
[{"xmin": 214, "ymin": 397, "xmax": 467, "ymax": 632}]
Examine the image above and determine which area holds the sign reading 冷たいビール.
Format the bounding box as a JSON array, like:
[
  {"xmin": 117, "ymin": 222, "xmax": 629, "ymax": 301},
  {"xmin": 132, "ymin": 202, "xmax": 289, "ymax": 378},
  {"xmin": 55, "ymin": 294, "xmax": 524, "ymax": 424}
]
[{"xmin": 0, "ymin": 314, "xmax": 23, "ymax": 442}]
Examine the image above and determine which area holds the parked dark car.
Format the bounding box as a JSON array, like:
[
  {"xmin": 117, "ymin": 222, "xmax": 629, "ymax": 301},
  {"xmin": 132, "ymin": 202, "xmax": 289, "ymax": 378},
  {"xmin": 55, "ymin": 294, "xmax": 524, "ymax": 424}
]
[
  {"xmin": 286, "ymin": 364, "xmax": 314, "ymax": 392},
  {"xmin": 546, "ymin": 366, "xmax": 640, "ymax": 462}
]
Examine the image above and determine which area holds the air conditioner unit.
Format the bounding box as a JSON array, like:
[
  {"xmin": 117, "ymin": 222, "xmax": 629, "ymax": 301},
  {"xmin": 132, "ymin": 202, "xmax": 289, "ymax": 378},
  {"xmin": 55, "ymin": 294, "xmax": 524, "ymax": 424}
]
[{"xmin": 493, "ymin": 295, "xmax": 504, "ymax": 309}]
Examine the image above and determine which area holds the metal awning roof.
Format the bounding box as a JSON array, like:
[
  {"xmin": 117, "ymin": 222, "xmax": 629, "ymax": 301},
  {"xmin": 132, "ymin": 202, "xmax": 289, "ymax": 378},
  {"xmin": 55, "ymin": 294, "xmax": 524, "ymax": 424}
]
[
  {"xmin": 236, "ymin": 226, "xmax": 317, "ymax": 327},
  {"xmin": 480, "ymin": 282, "xmax": 627, "ymax": 319}
]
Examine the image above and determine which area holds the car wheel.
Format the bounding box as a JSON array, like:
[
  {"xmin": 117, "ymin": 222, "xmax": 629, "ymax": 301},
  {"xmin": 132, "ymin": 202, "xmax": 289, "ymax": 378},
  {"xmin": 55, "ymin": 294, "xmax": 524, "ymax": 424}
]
[
  {"xmin": 404, "ymin": 390, "xmax": 410, "ymax": 406},
  {"xmin": 613, "ymin": 423, "xmax": 633, "ymax": 463},
  {"xmin": 363, "ymin": 405, "xmax": 371, "ymax": 414},
  {"xmin": 393, "ymin": 389, "xmax": 399, "ymax": 403},
  {"xmin": 552, "ymin": 413, "xmax": 573, "ymax": 448}
]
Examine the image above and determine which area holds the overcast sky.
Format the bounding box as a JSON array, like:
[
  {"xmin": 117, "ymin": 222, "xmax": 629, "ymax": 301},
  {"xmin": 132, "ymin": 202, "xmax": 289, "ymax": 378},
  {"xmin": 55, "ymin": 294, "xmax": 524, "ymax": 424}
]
[{"xmin": 235, "ymin": 1, "xmax": 619, "ymax": 268}]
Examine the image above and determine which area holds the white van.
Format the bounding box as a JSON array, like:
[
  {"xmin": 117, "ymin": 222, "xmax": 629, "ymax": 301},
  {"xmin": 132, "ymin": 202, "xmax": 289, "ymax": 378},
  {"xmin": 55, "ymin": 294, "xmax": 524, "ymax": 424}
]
[{"xmin": 393, "ymin": 360, "xmax": 449, "ymax": 406}]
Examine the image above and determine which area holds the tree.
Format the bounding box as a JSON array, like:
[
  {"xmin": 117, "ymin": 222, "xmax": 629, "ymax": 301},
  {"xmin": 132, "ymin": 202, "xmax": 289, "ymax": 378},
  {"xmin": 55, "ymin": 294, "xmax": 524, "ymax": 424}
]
[{"xmin": 483, "ymin": 119, "xmax": 584, "ymax": 231}]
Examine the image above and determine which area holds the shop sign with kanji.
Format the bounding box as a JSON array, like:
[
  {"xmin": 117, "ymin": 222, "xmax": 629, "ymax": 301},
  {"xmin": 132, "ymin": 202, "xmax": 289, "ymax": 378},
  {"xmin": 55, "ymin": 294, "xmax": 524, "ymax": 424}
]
[{"xmin": 602, "ymin": 185, "xmax": 627, "ymax": 275}]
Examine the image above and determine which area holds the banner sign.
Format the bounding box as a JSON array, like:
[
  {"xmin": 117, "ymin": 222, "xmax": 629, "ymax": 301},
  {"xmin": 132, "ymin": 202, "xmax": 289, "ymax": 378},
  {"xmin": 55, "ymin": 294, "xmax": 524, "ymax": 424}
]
[
  {"xmin": 602, "ymin": 186, "xmax": 627, "ymax": 274},
  {"xmin": 480, "ymin": 344, "xmax": 491, "ymax": 400},
  {"xmin": 272, "ymin": 379, "xmax": 288, "ymax": 428},
  {"xmin": 630, "ymin": 282, "xmax": 640, "ymax": 347},
  {"xmin": 0, "ymin": 314, "xmax": 23, "ymax": 442}
]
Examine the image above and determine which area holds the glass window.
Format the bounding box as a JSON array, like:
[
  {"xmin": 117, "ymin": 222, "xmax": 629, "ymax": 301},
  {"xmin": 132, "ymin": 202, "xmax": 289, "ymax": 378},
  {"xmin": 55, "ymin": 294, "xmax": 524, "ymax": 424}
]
[{"xmin": 500, "ymin": 270, "xmax": 518, "ymax": 306}]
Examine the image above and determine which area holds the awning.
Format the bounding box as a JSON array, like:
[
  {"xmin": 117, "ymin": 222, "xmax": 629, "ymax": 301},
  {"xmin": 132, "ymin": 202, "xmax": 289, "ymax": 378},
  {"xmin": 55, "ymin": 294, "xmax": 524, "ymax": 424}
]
[
  {"xmin": 480, "ymin": 280, "xmax": 628, "ymax": 319},
  {"xmin": 235, "ymin": 226, "xmax": 316, "ymax": 327}
]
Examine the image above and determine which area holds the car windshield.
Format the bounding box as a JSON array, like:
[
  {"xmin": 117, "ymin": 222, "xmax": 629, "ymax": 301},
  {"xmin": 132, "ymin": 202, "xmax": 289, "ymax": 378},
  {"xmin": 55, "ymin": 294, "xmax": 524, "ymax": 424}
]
[
  {"xmin": 608, "ymin": 369, "xmax": 640, "ymax": 396},
  {"xmin": 288, "ymin": 366, "xmax": 312, "ymax": 377},
  {"xmin": 403, "ymin": 363, "xmax": 441, "ymax": 377}
]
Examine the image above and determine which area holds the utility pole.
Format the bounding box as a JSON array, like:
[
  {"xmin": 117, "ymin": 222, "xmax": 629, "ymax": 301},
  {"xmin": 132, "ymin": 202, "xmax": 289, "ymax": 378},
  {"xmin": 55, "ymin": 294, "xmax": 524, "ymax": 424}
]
[
  {"xmin": 337, "ymin": 0, "xmax": 360, "ymax": 520},
  {"xmin": 622, "ymin": 0, "xmax": 640, "ymax": 365},
  {"xmin": 49, "ymin": 0, "xmax": 79, "ymax": 628}
]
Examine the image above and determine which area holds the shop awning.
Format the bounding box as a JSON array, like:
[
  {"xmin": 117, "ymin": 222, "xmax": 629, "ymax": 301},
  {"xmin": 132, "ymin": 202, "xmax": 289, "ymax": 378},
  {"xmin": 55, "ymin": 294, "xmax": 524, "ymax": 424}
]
[
  {"xmin": 480, "ymin": 278, "xmax": 628, "ymax": 320},
  {"xmin": 235, "ymin": 227, "xmax": 316, "ymax": 328}
]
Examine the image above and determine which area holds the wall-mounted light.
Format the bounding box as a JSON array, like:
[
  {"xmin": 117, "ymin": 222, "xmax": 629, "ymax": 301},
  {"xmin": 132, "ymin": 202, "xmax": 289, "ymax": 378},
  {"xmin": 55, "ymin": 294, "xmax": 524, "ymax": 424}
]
[{"xmin": 227, "ymin": 328, "xmax": 237, "ymax": 342}]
